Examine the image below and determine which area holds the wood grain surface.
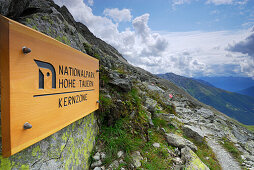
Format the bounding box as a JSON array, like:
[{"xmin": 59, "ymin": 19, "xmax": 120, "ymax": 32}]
[{"xmin": 0, "ymin": 15, "xmax": 99, "ymax": 157}]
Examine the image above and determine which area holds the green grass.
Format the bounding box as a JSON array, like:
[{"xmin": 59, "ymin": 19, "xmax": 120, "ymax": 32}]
[
  {"xmin": 99, "ymin": 118, "xmax": 143, "ymax": 166},
  {"xmin": 83, "ymin": 42, "xmax": 100, "ymax": 59},
  {"xmin": 26, "ymin": 18, "xmax": 32, "ymax": 24},
  {"xmin": 195, "ymin": 143, "xmax": 221, "ymax": 170},
  {"xmin": 55, "ymin": 36, "xmax": 71, "ymax": 45},
  {"xmin": 220, "ymin": 137, "xmax": 243, "ymax": 165},
  {"xmin": 32, "ymin": 25, "xmax": 38, "ymax": 31},
  {"xmin": 141, "ymin": 129, "xmax": 173, "ymax": 169},
  {"xmin": 152, "ymin": 117, "xmax": 167, "ymax": 127},
  {"xmin": 243, "ymin": 125, "xmax": 254, "ymax": 132}
]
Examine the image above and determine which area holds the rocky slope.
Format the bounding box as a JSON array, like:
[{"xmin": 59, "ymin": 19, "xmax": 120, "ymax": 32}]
[{"xmin": 0, "ymin": 0, "xmax": 254, "ymax": 169}]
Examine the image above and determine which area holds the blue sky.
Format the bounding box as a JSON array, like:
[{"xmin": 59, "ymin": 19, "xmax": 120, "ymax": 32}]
[
  {"xmin": 54, "ymin": 0, "xmax": 254, "ymax": 78},
  {"xmin": 91, "ymin": 0, "xmax": 254, "ymax": 32}
]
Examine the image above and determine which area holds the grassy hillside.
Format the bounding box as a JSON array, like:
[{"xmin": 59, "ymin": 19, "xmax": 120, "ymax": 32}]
[{"xmin": 157, "ymin": 73, "xmax": 254, "ymax": 125}]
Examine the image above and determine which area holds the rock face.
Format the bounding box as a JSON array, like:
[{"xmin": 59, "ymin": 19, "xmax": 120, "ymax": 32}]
[
  {"xmin": 181, "ymin": 147, "xmax": 210, "ymax": 170},
  {"xmin": 0, "ymin": 114, "xmax": 98, "ymax": 169}
]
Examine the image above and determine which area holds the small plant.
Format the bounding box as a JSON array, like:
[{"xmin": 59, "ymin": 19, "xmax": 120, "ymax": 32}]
[
  {"xmin": 32, "ymin": 25, "xmax": 38, "ymax": 31},
  {"xmin": 83, "ymin": 42, "xmax": 100, "ymax": 59},
  {"xmin": 26, "ymin": 18, "xmax": 32, "ymax": 24},
  {"xmin": 41, "ymin": 15, "xmax": 49, "ymax": 21},
  {"xmin": 62, "ymin": 36, "xmax": 71, "ymax": 45},
  {"xmin": 220, "ymin": 137, "xmax": 243, "ymax": 165},
  {"xmin": 55, "ymin": 36, "xmax": 71, "ymax": 45},
  {"xmin": 152, "ymin": 117, "xmax": 167, "ymax": 128}
]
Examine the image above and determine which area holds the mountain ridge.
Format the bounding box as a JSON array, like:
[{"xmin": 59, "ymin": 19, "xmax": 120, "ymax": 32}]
[
  {"xmin": 157, "ymin": 72, "xmax": 254, "ymax": 125},
  {"xmin": 237, "ymin": 85, "xmax": 254, "ymax": 98},
  {"xmin": 195, "ymin": 76, "xmax": 254, "ymax": 92}
]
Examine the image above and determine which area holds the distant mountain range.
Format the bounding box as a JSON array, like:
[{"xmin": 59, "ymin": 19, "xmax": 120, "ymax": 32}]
[
  {"xmin": 237, "ymin": 86, "xmax": 254, "ymax": 98},
  {"xmin": 195, "ymin": 76, "xmax": 254, "ymax": 92},
  {"xmin": 157, "ymin": 73, "xmax": 254, "ymax": 125}
]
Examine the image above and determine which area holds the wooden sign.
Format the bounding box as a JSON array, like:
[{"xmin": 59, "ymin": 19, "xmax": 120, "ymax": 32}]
[{"xmin": 0, "ymin": 15, "xmax": 99, "ymax": 157}]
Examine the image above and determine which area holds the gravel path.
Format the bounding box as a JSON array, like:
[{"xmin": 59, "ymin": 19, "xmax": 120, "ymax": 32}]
[{"xmin": 207, "ymin": 138, "xmax": 241, "ymax": 170}]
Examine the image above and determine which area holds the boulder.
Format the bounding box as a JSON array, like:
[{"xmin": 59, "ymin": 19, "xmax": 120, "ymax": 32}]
[
  {"xmin": 153, "ymin": 143, "xmax": 160, "ymax": 148},
  {"xmin": 165, "ymin": 133, "xmax": 197, "ymax": 152},
  {"xmin": 172, "ymin": 157, "xmax": 183, "ymax": 165},
  {"xmin": 182, "ymin": 125, "xmax": 205, "ymax": 143},
  {"xmin": 109, "ymin": 78, "xmax": 132, "ymax": 92},
  {"xmin": 93, "ymin": 167, "xmax": 101, "ymax": 170},
  {"xmin": 145, "ymin": 98, "xmax": 157, "ymax": 113},
  {"xmin": 147, "ymin": 84, "xmax": 165, "ymax": 93},
  {"xmin": 108, "ymin": 160, "xmax": 119, "ymax": 169},
  {"xmin": 93, "ymin": 152, "xmax": 101, "ymax": 161},
  {"xmin": 91, "ymin": 160, "xmax": 102, "ymax": 168},
  {"xmin": 117, "ymin": 151, "xmax": 124, "ymax": 158},
  {"xmin": 131, "ymin": 151, "xmax": 143, "ymax": 168},
  {"xmin": 181, "ymin": 147, "xmax": 210, "ymax": 170}
]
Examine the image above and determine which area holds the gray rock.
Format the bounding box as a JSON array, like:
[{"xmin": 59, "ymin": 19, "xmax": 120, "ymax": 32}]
[
  {"xmin": 181, "ymin": 147, "xmax": 210, "ymax": 170},
  {"xmin": 104, "ymin": 94, "xmax": 111, "ymax": 99},
  {"xmin": 131, "ymin": 151, "xmax": 143, "ymax": 168},
  {"xmin": 117, "ymin": 151, "xmax": 124, "ymax": 158},
  {"xmin": 109, "ymin": 78, "xmax": 132, "ymax": 92},
  {"xmin": 153, "ymin": 143, "xmax": 160, "ymax": 148},
  {"xmin": 182, "ymin": 125, "xmax": 205, "ymax": 143},
  {"xmin": 232, "ymin": 125, "xmax": 249, "ymax": 143},
  {"xmin": 94, "ymin": 167, "xmax": 101, "ymax": 170},
  {"xmin": 147, "ymin": 84, "xmax": 165, "ymax": 93},
  {"xmin": 119, "ymin": 159, "xmax": 125, "ymax": 164},
  {"xmin": 165, "ymin": 133, "xmax": 197, "ymax": 152},
  {"xmin": 145, "ymin": 98, "xmax": 157, "ymax": 113},
  {"xmin": 172, "ymin": 157, "xmax": 183, "ymax": 165},
  {"xmin": 108, "ymin": 160, "xmax": 119, "ymax": 169},
  {"xmin": 101, "ymin": 152, "xmax": 106, "ymax": 160},
  {"xmin": 91, "ymin": 160, "xmax": 102, "ymax": 168},
  {"xmin": 93, "ymin": 152, "xmax": 101, "ymax": 161}
]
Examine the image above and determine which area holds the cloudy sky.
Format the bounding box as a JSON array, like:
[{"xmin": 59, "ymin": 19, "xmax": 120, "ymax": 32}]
[{"xmin": 54, "ymin": 0, "xmax": 254, "ymax": 78}]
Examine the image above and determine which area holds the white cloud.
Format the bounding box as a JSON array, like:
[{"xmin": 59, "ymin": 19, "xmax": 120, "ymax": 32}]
[
  {"xmin": 206, "ymin": 0, "xmax": 233, "ymax": 5},
  {"xmin": 53, "ymin": 0, "xmax": 253, "ymax": 78},
  {"xmin": 103, "ymin": 8, "xmax": 132, "ymax": 22},
  {"xmin": 88, "ymin": 0, "xmax": 93, "ymax": 6},
  {"xmin": 171, "ymin": 0, "xmax": 248, "ymax": 6},
  {"xmin": 206, "ymin": 0, "xmax": 248, "ymax": 5},
  {"xmin": 172, "ymin": 0, "xmax": 192, "ymax": 6},
  {"xmin": 210, "ymin": 10, "xmax": 220, "ymax": 14}
]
